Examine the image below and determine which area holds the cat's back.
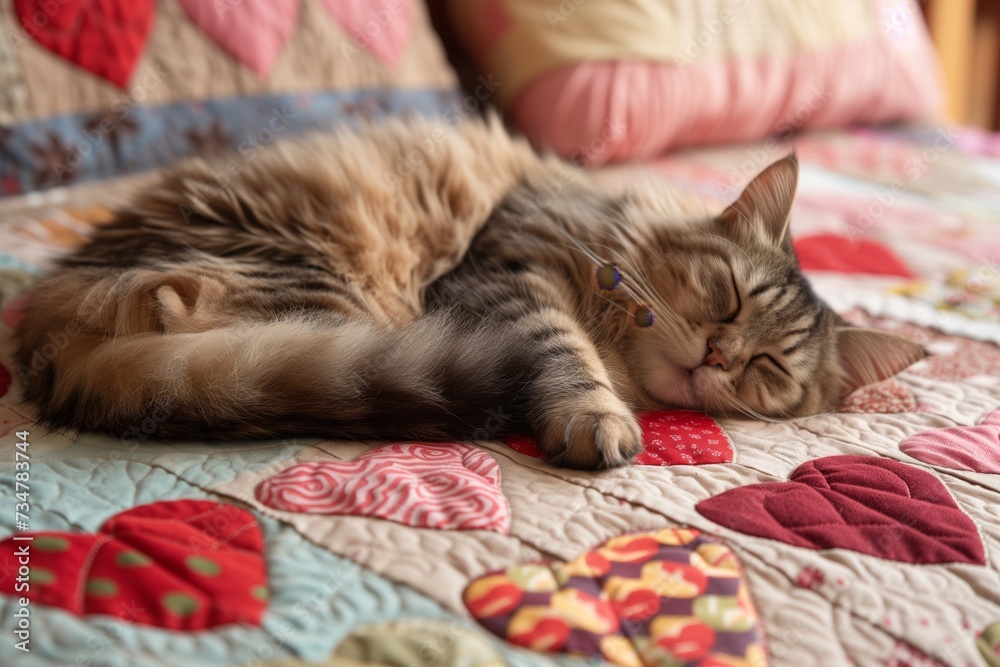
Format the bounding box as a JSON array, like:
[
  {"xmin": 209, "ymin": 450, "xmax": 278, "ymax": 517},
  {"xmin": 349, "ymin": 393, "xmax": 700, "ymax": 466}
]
[{"xmin": 67, "ymin": 116, "xmax": 556, "ymax": 322}]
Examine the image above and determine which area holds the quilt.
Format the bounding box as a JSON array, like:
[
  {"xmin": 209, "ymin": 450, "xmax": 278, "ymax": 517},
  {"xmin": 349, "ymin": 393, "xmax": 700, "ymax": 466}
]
[{"xmin": 0, "ymin": 124, "xmax": 999, "ymax": 667}]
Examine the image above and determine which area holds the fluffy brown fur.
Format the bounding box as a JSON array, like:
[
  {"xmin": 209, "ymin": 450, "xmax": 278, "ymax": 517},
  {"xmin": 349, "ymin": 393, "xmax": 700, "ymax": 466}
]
[{"xmin": 15, "ymin": 117, "xmax": 924, "ymax": 469}]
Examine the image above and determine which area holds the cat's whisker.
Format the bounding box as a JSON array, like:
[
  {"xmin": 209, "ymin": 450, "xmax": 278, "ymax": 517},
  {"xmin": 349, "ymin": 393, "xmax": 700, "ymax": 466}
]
[
  {"xmin": 553, "ymin": 234, "xmax": 687, "ymax": 330},
  {"xmin": 594, "ymin": 292, "xmax": 639, "ymax": 320},
  {"xmin": 593, "ymin": 252, "xmax": 685, "ymax": 328}
]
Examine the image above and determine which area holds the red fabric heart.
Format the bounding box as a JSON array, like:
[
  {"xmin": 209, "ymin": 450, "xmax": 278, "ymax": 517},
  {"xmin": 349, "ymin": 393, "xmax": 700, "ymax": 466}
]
[
  {"xmin": 794, "ymin": 234, "xmax": 914, "ymax": 278},
  {"xmin": 0, "ymin": 500, "xmax": 268, "ymax": 629},
  {"xmin": 503, "ymin": 411, "xmax": 733, "ymax": 466},
  {"xmin": 696, "ymin": 455, "xmax": 984, "ymax": 565},
  {"xmin": 14, "ymin": 0, "xmax": 155, "ymax": 87}
]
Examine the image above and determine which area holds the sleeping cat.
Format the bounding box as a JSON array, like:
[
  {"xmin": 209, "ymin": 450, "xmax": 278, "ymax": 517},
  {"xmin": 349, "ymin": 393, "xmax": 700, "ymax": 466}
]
[{"xmin": 15, "ymin": 117, "xmax": 923, "ymax": 469}]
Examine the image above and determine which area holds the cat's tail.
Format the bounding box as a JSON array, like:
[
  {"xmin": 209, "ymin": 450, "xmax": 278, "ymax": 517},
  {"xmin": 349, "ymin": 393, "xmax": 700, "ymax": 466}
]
[{"xmin": 16, "ymin": 310, "xmax": 532, "ymax": 443}]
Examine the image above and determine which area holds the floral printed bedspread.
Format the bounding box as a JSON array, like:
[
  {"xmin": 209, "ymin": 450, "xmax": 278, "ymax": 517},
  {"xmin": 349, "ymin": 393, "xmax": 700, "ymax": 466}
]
[{"xmin": 1, "ymin": 125, "xmax": 999, "ymax": 667}]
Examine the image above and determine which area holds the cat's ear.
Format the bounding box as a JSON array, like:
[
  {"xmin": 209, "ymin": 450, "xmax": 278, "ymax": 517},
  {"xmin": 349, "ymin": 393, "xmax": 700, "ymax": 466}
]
[
  {"xmin": 720, "ymin": 153, "xmax": 798, "ymax": 248},
  {"xmin": 836, "ymin": 327, "xmax": 925, "ymax": 394}
]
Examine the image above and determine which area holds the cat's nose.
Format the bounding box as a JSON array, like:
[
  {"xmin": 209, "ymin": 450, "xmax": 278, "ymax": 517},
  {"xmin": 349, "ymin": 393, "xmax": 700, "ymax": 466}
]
[{"xmin": 704, "ymin": 340, "xmax": 729, "ymax": 370}]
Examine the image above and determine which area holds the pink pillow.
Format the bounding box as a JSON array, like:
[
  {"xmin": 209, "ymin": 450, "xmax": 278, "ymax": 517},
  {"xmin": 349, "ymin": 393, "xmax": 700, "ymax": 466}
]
[{"xmin": 444, "ymin": 0, "xmax": 943, "ymax": 164}]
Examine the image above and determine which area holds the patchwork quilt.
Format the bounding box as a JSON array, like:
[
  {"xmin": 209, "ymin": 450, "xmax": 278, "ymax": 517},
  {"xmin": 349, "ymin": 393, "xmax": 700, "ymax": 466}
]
[{"xmin": 1, "ymin": 125, "xmax": 999, "ymax": 667}]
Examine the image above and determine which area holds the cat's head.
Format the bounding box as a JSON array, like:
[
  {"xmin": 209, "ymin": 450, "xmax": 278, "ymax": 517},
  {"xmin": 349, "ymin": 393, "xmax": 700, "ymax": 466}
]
[{"xmin": 624, "ymin": 154, "xmax": 924, "ymax": 419}]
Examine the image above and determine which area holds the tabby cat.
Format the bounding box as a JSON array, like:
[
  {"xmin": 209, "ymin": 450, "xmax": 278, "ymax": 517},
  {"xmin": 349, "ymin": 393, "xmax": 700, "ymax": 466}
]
[{"xmin": 15, "ymin": 117, "xmax": 923, "ymax": 469}]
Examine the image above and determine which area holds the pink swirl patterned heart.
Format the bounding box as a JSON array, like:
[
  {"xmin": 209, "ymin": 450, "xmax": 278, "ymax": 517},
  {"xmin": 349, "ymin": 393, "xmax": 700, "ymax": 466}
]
[
  {"xmin": 255, "ymin": 443, "xmax": 510, "ymax": 534},
  {"xmin": 900, "ymin": 411, "xmax": 1000, "ymax": 474}
]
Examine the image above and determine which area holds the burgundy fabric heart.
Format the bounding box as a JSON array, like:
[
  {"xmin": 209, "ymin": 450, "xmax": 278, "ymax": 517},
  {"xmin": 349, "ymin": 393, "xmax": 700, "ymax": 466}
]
[
  {"xmin": 900, "ymin": 411, "xmax": 1000, "ymax": 474},
  {"xmin": 15, "ymin": 0, "xmax": 155, "ymax": 88},
  {"xmin": 696, "ymin": 455, "xmax": 984, "ymax": 565}
]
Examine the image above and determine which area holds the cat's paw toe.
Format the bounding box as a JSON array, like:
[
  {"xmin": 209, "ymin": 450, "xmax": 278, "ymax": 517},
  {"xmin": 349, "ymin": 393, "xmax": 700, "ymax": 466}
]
[{"xmin": 547, "ymin": 408, "xmax": 644, "ymax": 470}]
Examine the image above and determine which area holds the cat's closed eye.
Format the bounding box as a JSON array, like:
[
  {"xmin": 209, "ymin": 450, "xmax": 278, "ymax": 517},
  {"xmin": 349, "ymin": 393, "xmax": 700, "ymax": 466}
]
[{"xmin": 721, "ymin": 268, "xmax": 741, "ymax": 323}]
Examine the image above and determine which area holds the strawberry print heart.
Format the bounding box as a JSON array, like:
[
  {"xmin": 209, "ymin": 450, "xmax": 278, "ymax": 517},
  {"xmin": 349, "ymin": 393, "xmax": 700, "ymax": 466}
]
[
  {"xmin": 464, "ymin": 528, "xmax": 767, "ymax": 666},
  {"xmin": 900, "ymin": 411, "xmax": 1000, "ymax": 474},
  {"xmin": 320, "ymin": 0, "xmax": 414, "ymax": 68},
  {"xmin": 0, "ymin": 500, "xmax": 268, "ymax": 630},
  {"xmin": 255, "ymin": 443, "xmax": 510, "ymax": 534},
  {"xmin": 177, "ymin": 0, "xmax": 299, "ymax": 78},
  {"xmin": 503, "ymin": 411, "xmax": 733, "ymax": 466},
  {"xmin": 837, "ymin": 379, "xmax": 917, "ymax": 414},
  {"xmin": 696, "ymin": 455, "xmax": 985, "ymax": 565},
  {"xmin": 14, "ymin": 0, "xmax": 155, "ymax": 88}
]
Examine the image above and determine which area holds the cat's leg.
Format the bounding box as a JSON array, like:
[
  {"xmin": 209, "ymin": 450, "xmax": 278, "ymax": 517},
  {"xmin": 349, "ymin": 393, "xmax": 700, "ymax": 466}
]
[{"xmin": 508, "ymin": 307, "xmax": 643, "ymax": 469}]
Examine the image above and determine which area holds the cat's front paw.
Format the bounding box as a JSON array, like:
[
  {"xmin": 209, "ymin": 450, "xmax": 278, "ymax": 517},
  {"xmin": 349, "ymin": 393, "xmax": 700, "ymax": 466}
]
[{"xmin": 539, "ymin": 396, "xmax": 644, "ymax": 470}]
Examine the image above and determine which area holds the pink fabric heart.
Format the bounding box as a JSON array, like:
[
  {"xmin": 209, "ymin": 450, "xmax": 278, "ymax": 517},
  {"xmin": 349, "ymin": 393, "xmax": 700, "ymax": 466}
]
[
  {"xmin": 900, "ymin": 411, "xmax": 1000, "ymax": 474},
  {"xmin": 255, "ymin": 443, "xmax": 510, "ymax": 533},
  {"xmin": 177, "ymin": 0, "xmax": 300, "ymax": 78},
  {"xmin": 320, "ymin": 0, "xmax": 413, "ymax": 68}
]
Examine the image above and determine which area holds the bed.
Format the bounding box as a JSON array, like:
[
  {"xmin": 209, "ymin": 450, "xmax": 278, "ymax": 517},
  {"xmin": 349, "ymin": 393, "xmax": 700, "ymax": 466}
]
[
  {"xmin": 2, "ymin": 0, "xmax": 1000, "ymax": 664},
  {"xmin": 1, "ymin": 121, "xmax": 999, "ymax": 667}
]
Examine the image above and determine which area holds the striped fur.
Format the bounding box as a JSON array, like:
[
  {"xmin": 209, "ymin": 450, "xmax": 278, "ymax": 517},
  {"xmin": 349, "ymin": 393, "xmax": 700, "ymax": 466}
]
[{"xmin": 15, "ymin": 118, "xmax": 924, "ymax": 469}]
